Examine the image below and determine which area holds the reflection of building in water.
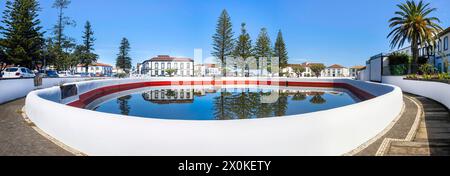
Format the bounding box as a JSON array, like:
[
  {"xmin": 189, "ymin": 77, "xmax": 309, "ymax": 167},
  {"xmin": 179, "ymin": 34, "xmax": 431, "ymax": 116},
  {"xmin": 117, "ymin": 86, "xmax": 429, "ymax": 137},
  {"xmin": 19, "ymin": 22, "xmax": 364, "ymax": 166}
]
[{"xmin": 142, "ymin": 89, "xmax": 194, "ymax": 104}]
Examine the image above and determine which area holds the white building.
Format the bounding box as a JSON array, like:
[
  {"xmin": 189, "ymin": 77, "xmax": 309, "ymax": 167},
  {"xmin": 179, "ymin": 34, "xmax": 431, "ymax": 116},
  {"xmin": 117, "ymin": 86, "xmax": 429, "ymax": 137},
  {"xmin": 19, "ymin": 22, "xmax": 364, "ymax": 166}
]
[
  {"xmin": 141, "ymin": 55, "xmax": 194, "ymax": 77},
  {"xmin": 142, "ymin": 89, "xmax": 194, "ymax": 104},
  {"xmin": 323, "ymin": 64, "xmax": 350, "ymax": 77},
  {"xmin": 349, "ymin": 66, "xmax": 366, "ymax": 78},
  {"xmin": 194, "ymin": 64, "xmax": 221, "ymax": 77},
  {"xmin": 76, "ymin": 62, "xmax": 113, "ymax": 76}
]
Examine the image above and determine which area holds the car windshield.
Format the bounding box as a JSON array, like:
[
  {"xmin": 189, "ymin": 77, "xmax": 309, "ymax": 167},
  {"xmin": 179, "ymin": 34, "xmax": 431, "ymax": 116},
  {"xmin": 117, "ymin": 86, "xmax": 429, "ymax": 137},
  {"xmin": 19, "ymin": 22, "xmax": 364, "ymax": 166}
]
[
  {"xmin": 47, "ymin": 71, "xmax": 57, "ymax": 75},
  {"xmin": 5, "ymin": 68, "xmax": 18, "ymax": 72}
]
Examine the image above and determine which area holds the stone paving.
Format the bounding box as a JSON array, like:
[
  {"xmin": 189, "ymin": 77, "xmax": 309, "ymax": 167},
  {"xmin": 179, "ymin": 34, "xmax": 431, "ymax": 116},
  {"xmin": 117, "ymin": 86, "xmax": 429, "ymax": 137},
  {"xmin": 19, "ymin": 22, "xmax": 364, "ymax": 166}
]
[
  {"xmin": 0, "ymin": 98, "xmax": 73, "ymax": 156},
  {"xmin": 384, "ymin": 95, "xmax": 450, "ymax": 156},
  {"xmin": 355, "ymin": 96, "xmax": 419, "ymax": 156}
]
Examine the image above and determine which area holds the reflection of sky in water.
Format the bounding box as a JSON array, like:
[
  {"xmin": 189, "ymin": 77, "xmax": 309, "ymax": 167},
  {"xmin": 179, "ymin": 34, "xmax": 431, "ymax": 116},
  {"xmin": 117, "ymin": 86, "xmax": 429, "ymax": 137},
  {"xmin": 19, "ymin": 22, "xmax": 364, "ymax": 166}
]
[{"xmin": 93, "ymin": 87, "xmax": 359, "ymax": 120}]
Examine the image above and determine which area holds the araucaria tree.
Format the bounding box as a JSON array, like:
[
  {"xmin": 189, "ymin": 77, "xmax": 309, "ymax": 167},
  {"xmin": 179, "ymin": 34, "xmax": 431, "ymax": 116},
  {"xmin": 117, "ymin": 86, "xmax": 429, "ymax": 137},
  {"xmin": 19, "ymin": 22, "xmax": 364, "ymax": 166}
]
[
  {"xmin": 78, "ymin": 21, "xmax": 98, "ymax": 73},
  {"xmin": 254, "ymin": 28, "xmax": 273, "ymax": 74},
  {"xmin": 388, "ymin": 0, "xmax": 442, "ymax": 72},
  {"xmin": 233, "ymin": 23, "xmax": 253, "ymax": 77},
  {"xmin": 274, "ymin": 30, "xmax": 288, "ymax": 73},
  {"xmin": 0, "ymin": 0, "xmax": 45, "ymax": 69},
  {"xmin": 116, "ymin": 38, "xmax": 132, "ymax": 73},
  {"xmin": 51, "ymin": 0, "xmax": 76, "ymax": 71},
  {"xmin": 212, "ymin": 9, "xmax": 234, "ymax": 76}
]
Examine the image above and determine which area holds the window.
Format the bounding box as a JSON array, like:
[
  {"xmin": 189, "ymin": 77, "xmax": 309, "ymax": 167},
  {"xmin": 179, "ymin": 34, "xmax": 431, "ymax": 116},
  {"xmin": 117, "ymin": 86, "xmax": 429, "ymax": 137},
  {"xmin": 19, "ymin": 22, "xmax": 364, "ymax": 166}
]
[
  {"xmin": 438, "ymin": 40, "xmax": 442, "ymax": 52},
  {"xmin": 186, "ymin": 63, "xmax": 190, "ymax": 69},
  {"xmin": 168, "ymin": 63, "xmax": 171, "ymax": 69},
  {"xmin": 155, "ymin": 63, "xmax": 159, "ymax": 69},
  {"xmin": 174, "ymin": 63, "xmax": 178, "ymax": 69},
  {"xmin": 181, "ymin": 63, "xmax": 184, "ymax": 70},
  {"xmin": 445, "ymin": 36, "xmax": 448, "ymax": 51},
  {"xmin": 161, "ymin": 63, "xmax": 165, "ymax": 69}
]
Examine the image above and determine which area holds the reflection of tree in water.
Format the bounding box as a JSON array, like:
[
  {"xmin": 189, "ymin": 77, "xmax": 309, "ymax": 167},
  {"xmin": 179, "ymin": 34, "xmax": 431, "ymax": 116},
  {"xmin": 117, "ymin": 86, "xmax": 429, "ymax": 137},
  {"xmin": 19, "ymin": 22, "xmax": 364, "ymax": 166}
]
[
  {"xmin": 309, "ymin": 92, "xmax": 326, "ymax": 105},
  {"xmin": 292, "ymin": 91, "xmax": 307, "ymax": 101},
  {"xmin": 272, "ymin": 91, "xmax": 288, "ymax": 117},
  {"xmin": 165, "ymin": 90, "xmax": 176, "ymax": 97},
  {"xmin": 213, "ymin": 89, "xmax": 234, "ymax": 120},
  {"xmin": 117, "ymin": 95, "xmax": 132, "ymax": 115},
  {"xmin": 213, "ymin": 89, "xmax": 289, "ymax": 119}
]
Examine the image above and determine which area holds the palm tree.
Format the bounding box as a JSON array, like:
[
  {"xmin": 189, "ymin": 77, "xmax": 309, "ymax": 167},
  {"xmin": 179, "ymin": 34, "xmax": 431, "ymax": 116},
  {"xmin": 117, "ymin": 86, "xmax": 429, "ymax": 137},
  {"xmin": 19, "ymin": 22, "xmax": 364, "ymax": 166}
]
[{"xmin": 387, "ymin": 0, "xmax": 442, "ymax": 73}]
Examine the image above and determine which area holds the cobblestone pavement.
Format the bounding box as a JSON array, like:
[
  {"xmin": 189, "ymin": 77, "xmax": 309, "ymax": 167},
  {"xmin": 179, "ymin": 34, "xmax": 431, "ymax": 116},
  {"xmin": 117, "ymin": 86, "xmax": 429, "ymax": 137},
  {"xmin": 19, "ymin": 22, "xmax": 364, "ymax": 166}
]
[{"xmin": 0, "ymin": 98, "xmax": 73, "ymax": 156}]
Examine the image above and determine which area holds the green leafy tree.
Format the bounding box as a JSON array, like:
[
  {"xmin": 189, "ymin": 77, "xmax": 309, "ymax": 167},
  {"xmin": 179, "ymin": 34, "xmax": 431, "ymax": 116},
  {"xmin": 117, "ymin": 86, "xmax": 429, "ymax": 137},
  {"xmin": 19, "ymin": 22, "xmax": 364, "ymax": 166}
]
[
  {"xmin": 274, "ymin": 30, "xmax": 288, "ymax": 72},
  {"xmin": 212, "ymin": 9, "xmax": 234, "ymax": 76},
  {"xmin": 79, "ymin": 21, "xmax": 98, "ymax": 73},
  {"xmin": 233, "ymin": 23, "xmax": 253, "ymax": 77},
  {"xmin": 165, "ymin": 69, "xmax": 177, "ymax": 77},
  {"xmin": 0, "ymin": 0, "xmax": 45, "ymax": 69},
  {"xmin": 292, "ymin": 65, "xmax": 306, "ymax": 78},
  {"xmin": 309, "ymin": 64, "xmax": 326, "ymax": 78},
  {"xmin": 116, "ymin": 38, "xmax": 132, "ymax": 73},
  {"xmin": 254, "ymin": 28, "xmax": 273, "ymax": 74},
  {"xmin": 387, "ymin": 0, "xmax": 442, "ymax": 73}
]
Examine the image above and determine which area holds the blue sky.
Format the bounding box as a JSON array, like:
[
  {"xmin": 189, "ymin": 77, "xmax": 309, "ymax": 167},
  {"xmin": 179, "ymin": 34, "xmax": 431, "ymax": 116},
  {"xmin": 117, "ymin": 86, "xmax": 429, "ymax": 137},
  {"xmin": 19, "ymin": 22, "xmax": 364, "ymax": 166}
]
[{"xmin": 1, "ymin": 0, "xmax": 449, "ymax": 67}]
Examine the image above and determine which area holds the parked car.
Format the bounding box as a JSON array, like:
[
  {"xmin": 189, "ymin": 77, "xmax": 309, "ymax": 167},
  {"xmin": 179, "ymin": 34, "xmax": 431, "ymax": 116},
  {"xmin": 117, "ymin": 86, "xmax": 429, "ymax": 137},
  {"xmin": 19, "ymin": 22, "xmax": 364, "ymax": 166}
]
[
  {"xmin": 58, "ymin": 71, "xmax": 73, "ymax": 77},
  {"xmin": 1, "ymin": 67, "xmax": 35, "ymax": 79},
  {"xmin": 45, "ymin": 70, "xmax": 59, "ymax": 78},
  {"xmin": 74, "ymin": 72, "xmax": 93, "ymax": 78}
]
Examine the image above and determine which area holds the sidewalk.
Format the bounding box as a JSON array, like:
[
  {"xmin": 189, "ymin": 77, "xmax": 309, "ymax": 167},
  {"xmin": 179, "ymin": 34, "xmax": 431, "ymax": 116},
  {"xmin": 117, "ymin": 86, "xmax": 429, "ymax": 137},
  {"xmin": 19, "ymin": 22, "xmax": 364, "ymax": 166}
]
[{"xmin": 0, "ymin": 98, "xmax": 73, "ymax": 156}]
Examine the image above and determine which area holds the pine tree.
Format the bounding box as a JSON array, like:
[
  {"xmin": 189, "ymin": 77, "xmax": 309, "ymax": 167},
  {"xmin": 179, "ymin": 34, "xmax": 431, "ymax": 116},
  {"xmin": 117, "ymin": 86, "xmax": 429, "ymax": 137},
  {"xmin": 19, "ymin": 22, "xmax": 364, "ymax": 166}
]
[
  {"xmin": 212, "ymin": 9, "xmax": 234, "ymax": 76},
  {"xmin": 233, "ymin": 23, "xmax": 253, "ymax": 59},
  {"xmin": 79, "ymin": 21, "xmax": 98, "ymax": 73},
  {"xmin": 274, "ymin": 30, "xmax": 288, "ymax": 72},
  {"xmin": 51, "ymin": 0, "xmax": 76, "ymax": 71},
  {"xmin": 254, "ymin": 28, "xmax": 272, "ymax": 74},
  {"xmin": 116, "ymin": 38, "xmax": 132, "ymax": 73},
  {"xmin": 0, "ymin": 0, "xmax": 45, "ymax": 69},
  {"xmin": 233, "ymin": 23, "xmax": 253, "ymax": 76}
]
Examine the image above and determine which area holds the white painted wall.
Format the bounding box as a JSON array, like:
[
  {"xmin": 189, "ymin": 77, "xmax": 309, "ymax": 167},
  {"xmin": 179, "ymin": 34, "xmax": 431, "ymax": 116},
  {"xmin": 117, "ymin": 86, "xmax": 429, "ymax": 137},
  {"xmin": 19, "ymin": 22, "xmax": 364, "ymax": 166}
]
[
  {"xmin": 24, "ymin": 78, "xmax": 403, "ymax": 156},
  {"xmin": 383, "ymin": 76, "xmax": 450, "ymax": 109},
  {"xmin": 0, "ymin": 78, "xmax": 88, "ymax": 104}
]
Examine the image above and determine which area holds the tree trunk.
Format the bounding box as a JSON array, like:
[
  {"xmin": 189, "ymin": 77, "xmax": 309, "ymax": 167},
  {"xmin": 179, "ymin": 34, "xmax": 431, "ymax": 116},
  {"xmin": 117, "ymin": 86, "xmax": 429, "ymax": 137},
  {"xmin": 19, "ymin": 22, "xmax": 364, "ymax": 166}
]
[{"xmin": 411, "ymin": 36, "xmax": 419, "ymax": 74}]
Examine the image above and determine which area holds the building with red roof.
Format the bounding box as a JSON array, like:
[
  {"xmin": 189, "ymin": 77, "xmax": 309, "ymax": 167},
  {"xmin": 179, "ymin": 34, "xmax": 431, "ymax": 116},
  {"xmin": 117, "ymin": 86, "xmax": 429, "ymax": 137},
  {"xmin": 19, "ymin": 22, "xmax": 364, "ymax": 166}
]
[{"xmin": 141, "ymin": 55, "xmax": 194, "ymax": 77}]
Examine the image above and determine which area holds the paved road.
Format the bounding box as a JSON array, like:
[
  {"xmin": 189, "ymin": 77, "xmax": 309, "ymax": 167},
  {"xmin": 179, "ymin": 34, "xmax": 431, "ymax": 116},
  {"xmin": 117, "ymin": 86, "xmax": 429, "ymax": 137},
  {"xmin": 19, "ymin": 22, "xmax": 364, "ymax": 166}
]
[{"xmin": 0, "ymin": 98, "xmax": 73, "ymax": 156}]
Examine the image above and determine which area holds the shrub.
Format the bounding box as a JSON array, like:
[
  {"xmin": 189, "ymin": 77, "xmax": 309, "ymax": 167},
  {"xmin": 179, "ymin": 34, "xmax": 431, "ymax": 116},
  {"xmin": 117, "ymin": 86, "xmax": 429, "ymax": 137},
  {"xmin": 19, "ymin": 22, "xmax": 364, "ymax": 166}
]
[
  {"xmin": 388, "ymin": 52, "xmax": 410, "ymax": 66},
  {"xmin": 388, "ymin": 52, "xmax": 410, "ymax": 75},
  {"xmin": 419, "ymin": 64, "xmax": 435, "ymax": 75}
]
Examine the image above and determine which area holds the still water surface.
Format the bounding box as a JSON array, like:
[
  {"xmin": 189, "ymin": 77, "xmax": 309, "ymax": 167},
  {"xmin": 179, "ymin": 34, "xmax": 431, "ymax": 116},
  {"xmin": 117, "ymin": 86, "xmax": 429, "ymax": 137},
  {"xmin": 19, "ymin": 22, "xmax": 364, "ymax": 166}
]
[{"xmin": 93, "ymin": 87, "xmax": 360, "ymax": 120}]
